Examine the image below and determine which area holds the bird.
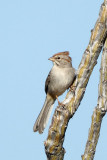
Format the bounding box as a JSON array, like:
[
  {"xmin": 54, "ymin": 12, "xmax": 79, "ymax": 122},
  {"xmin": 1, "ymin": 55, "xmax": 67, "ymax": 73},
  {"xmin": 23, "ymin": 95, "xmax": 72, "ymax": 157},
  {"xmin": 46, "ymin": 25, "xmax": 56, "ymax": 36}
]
[{"xmin": 33, "ymin": 51, "xmax": 76, "ymax": 134}]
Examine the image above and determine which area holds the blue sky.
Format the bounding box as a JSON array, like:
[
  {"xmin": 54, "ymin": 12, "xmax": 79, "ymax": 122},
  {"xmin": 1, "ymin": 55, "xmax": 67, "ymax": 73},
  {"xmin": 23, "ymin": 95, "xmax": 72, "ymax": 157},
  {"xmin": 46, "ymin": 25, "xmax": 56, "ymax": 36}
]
[{"xmin": 0, "ymin": 0, "xmax": 107, "ymax": 160}]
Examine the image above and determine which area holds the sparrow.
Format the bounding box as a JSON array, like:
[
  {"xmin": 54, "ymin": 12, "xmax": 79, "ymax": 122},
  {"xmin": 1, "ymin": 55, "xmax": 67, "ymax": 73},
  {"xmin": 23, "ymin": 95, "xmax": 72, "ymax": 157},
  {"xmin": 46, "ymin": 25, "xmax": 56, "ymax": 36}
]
[{"xmin": 33, "ymin": 51, "xmax": 76, "ymax": 134}]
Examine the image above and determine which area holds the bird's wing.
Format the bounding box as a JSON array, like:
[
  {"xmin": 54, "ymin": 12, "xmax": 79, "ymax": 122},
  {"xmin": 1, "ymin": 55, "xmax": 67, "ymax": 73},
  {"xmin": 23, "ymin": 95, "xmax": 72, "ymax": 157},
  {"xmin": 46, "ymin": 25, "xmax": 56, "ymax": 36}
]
[{"xmin": 45, "ymin": 71, "xmax": 51, "ymax": 94}]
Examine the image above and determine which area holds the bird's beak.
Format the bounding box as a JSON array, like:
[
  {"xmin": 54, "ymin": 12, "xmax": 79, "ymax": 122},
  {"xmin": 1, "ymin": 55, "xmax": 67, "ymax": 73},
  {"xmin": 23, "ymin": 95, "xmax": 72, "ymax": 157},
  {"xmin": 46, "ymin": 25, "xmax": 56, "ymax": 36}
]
[{"xmin": 48, "ymin": 57, "xmax": 55, "ymax": 62}]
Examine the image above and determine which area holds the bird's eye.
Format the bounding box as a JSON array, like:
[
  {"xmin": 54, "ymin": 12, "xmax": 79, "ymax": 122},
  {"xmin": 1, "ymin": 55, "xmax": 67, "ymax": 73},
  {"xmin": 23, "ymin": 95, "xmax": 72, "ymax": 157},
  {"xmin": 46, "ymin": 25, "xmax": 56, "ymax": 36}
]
[{"xmin": 57, "ymin": 56, "xmax": 60, "ymax": 59}]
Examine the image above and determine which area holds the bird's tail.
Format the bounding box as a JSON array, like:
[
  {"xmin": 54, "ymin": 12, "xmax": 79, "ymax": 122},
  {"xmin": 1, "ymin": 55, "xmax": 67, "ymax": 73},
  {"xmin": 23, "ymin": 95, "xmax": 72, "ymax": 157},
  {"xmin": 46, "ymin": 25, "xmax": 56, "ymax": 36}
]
[{"xmin": 33, "ymin": 94, "xmax": 55, "ymax": 134}]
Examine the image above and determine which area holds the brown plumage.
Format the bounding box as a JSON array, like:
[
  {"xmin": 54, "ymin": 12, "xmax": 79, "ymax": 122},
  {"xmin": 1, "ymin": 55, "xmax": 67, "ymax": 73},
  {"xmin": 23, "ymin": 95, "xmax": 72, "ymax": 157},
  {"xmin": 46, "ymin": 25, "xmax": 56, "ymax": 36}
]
[{"xmin": 33, "ymin": 51, "xmax": 76, "ymax": 133}]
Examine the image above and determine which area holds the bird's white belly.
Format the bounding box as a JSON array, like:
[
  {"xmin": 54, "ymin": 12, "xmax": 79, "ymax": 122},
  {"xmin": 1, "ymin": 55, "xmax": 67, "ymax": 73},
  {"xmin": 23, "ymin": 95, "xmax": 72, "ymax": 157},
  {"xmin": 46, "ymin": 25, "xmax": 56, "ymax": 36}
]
[{"xmin": 50, "ymin": 66, "xmax": 72, "ymax": 96}]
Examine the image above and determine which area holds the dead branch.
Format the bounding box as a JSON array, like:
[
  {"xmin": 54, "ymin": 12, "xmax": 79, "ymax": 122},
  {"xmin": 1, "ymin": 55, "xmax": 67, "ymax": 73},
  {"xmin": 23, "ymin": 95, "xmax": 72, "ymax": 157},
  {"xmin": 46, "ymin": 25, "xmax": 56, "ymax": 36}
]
[
  {"xmin": 82, "ymin": 38, "xmax": 107, "ymax": 160},
  {"xmin": 44, "ymin": 1, "xmax": 107, "ymax": 160}
]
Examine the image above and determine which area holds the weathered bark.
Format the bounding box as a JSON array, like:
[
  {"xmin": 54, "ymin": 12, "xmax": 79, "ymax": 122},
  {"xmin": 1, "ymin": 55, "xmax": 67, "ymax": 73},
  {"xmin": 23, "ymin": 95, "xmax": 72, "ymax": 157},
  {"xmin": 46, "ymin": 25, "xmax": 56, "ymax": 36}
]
[
  {"xmin": 82, "ymin": 38, "xmax": 107, "ymax": 160},
  {"xmin": 44, "ymin": 1, "xmax": 107, "ymax": 160}
]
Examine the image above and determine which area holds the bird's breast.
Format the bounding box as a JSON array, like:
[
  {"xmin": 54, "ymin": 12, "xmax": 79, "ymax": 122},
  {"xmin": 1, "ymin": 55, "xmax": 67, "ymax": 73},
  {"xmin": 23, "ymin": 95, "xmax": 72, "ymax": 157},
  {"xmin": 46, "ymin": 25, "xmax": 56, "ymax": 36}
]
[{"xmin": 49, "ymin": 66, "xmax": 75, "ymax": 97}]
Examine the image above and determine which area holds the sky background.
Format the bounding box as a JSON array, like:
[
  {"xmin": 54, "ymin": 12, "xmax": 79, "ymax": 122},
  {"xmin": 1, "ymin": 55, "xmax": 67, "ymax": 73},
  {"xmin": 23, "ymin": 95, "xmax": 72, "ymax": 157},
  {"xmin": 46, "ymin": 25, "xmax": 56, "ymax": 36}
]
[{"xmin": 0, "ymin": 0, "xmax": 106, "ymax": 160}]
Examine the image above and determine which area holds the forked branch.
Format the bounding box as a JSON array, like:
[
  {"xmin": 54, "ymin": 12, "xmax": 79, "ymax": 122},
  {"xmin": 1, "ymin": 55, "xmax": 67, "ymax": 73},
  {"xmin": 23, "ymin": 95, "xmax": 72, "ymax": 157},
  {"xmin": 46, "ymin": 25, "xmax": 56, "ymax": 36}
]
[{"xmin": 45, "ymin": 1, "xmax": 107, "ymax": 160}]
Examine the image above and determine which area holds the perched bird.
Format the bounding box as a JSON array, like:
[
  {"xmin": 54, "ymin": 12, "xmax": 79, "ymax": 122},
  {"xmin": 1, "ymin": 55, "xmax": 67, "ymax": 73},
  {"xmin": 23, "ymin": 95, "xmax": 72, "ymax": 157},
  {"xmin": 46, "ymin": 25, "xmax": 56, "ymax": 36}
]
[{"xmin": 33, "ymin": 51, "xmax": 76, "ymax": 134}]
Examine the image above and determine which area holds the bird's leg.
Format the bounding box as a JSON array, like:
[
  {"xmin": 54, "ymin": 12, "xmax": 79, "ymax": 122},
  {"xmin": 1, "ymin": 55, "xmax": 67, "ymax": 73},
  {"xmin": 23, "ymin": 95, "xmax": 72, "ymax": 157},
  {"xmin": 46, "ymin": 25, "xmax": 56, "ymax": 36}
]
[{"xmin": 56, "ymin": 95, "xmax": 62, "ymax": 105}]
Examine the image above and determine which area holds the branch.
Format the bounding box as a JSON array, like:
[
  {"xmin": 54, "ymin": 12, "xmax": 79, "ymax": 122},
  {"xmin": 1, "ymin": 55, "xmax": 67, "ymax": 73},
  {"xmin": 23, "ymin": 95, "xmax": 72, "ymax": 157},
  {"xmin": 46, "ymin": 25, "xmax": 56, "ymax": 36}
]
[
  {"xmin": 82, "ymin": 38, "xmax": 107, "ymax": 160},
  {"xmin": 45, "ymin": 1, "xmax": 107, "ymax": 160}
]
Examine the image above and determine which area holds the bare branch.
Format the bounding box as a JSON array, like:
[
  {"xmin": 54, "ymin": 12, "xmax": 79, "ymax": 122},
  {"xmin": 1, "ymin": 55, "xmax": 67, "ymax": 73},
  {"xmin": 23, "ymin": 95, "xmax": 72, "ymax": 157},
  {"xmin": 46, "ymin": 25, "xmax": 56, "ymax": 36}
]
[
  {"xmin": 82, "ymin": 38, "xmax": 107, "ymax": 160},
  {"xmin": 45, "ymin": 1, "xmax": 107, "ymax": 160}
]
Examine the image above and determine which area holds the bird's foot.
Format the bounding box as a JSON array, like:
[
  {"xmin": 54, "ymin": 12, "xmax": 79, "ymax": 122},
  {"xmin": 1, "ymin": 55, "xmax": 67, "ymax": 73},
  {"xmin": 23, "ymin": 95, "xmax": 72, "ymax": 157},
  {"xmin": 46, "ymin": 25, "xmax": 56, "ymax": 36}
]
[{"xmin": 69, "ymin": 85, "xmax": 76, "ymax": 92}]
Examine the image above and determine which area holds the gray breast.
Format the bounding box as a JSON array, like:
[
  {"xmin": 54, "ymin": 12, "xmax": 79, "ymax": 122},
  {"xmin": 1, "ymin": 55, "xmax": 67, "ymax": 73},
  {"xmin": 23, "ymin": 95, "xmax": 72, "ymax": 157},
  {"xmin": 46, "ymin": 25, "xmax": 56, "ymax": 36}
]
[{"xmin": 48, "ymin": 66, "xmax": 75, "ymax": 97}]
